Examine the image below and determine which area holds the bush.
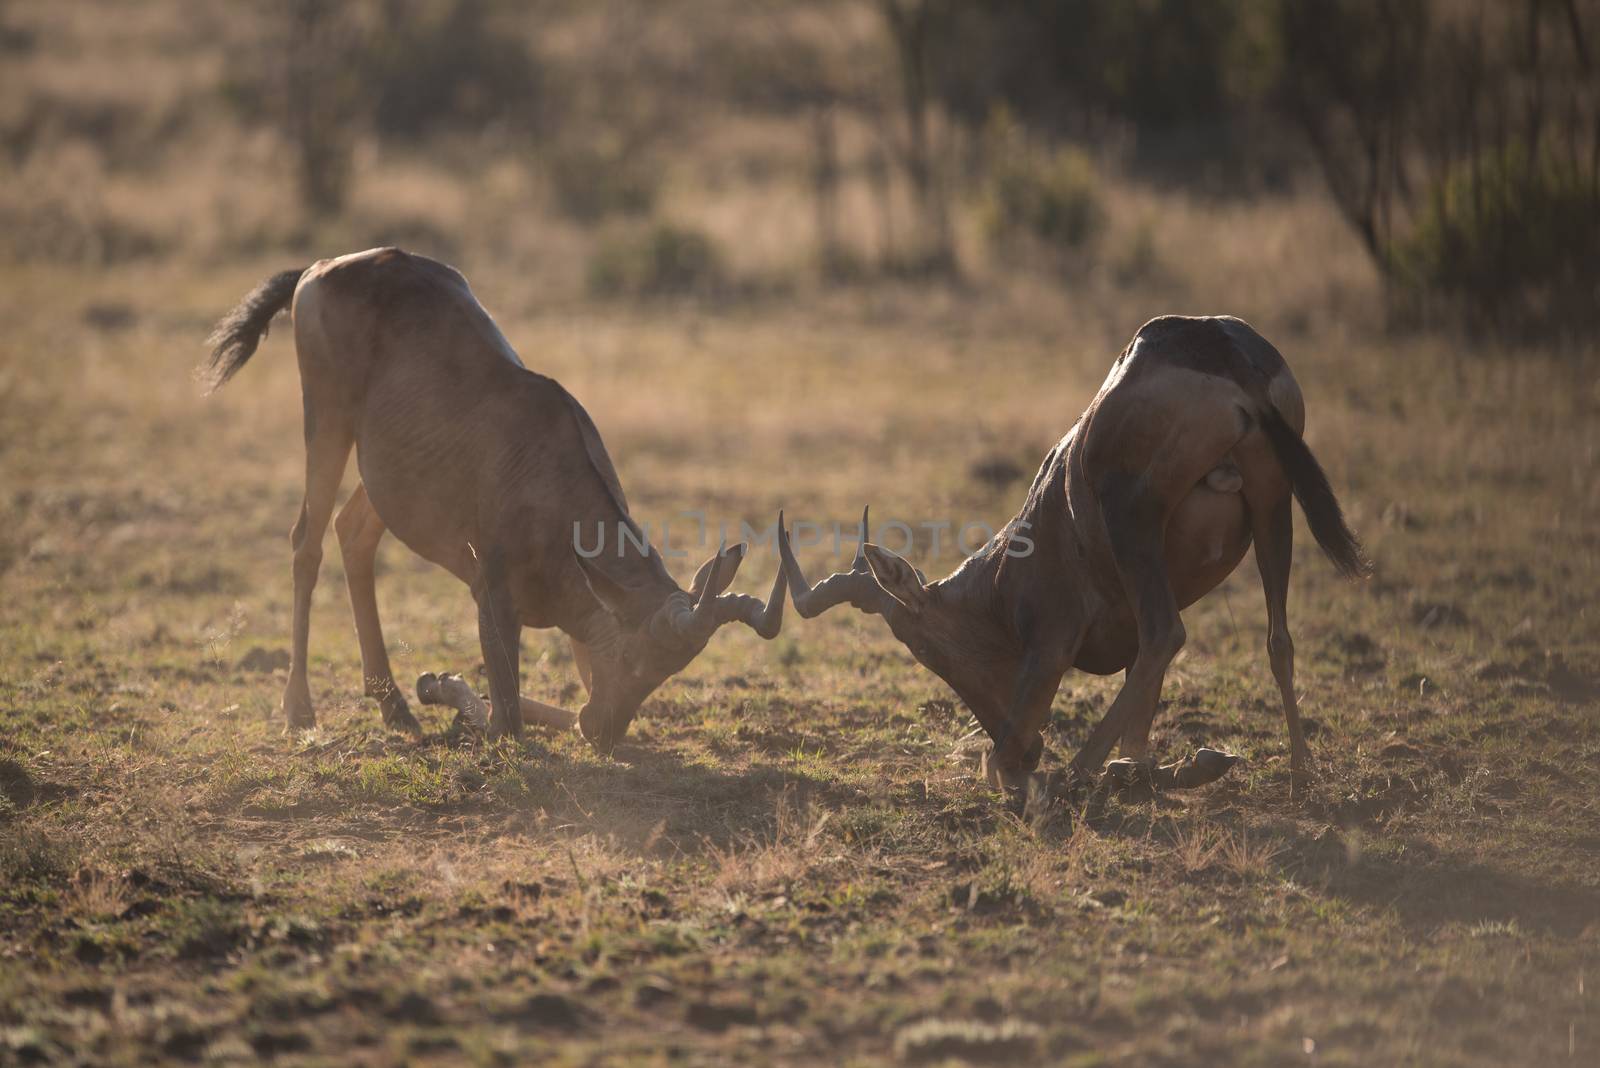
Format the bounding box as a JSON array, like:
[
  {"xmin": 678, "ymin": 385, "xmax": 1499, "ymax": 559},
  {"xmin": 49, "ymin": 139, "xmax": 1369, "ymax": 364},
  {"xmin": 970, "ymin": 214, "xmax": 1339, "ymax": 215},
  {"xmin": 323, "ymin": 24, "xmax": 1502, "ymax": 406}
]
[
  {"xmin": 364, "ymin": 0, "xmax": 542, "ymax": 141},
  {"xmin": 219, "ymin": 0, "xmax": 541, "ymax": 217},
  {"xmin": 1391, "ymin": 147, "xmax": 1600, "ymax": 331},
  {"xmin": 586, "ymin": 222, "xmax": 725, "ymax": 298},
  {"xmin": 547, "ymin": 139, "xmax": 660, "ymax": 223},
  {"xmin": 980, "ymin": 111, "xmax": 1103, "ymax": 257}
]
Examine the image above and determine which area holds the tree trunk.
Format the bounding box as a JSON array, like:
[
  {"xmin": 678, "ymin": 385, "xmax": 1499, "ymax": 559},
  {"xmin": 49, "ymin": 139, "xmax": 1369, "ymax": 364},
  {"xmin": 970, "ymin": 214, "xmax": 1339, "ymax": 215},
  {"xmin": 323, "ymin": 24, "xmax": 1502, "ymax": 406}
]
[
  {"xmin": 881, "ymin": 0, "xmax": 952, "ymax": 272},
  {"xmin": 811, "ymin": 102, "xmax": 842, "ymax": 278},
  {"xmin": 285, "ymin": 1, "xmax": 352, "ymax": 219}
]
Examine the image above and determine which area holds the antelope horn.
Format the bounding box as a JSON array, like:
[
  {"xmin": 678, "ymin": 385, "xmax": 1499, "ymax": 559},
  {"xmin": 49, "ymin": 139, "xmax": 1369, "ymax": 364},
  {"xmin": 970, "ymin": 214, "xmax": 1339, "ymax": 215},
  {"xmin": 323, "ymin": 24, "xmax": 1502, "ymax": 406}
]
[
  {"xmin": 692, "ymin": 540, "xmax": 739, "ymax": 623},
  {"xmin": 653, "ymin": 590, "xmax": 699, "ymax": 643},
  {"xmin": 656, "ymin": 541, "xmax": 751, "ymax": 643},
  {"xmin": 851, "ymin": 505, "xmax": 870, "ymax": 571},
  {"xmin": 777, "ymin": 509, "xmax": 896, "ymax": 618},
  {"xmin": 711, "ymin": 555, "xmax": 787, "ymax": 638}
]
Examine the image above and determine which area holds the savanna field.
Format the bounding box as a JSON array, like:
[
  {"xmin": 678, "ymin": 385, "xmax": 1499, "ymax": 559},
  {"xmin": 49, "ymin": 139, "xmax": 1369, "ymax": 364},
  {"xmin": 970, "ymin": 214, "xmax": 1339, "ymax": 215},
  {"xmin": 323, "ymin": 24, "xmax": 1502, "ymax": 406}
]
[{"xmin": 3, "ymin": 2, "xmax": 1600, "ymax": 1065}]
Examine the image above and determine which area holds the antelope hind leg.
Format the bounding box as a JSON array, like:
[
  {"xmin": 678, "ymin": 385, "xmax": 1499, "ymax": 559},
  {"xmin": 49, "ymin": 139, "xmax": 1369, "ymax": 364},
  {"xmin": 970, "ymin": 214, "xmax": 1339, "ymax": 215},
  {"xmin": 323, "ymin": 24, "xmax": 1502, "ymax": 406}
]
[{"xmin": 335, "ymin": 483, "xmax": 422, "ymax": 736}]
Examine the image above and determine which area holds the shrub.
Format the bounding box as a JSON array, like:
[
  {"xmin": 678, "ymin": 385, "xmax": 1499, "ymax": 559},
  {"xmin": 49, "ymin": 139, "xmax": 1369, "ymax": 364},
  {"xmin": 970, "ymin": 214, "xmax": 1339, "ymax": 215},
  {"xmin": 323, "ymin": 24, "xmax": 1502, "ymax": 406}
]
[
  {"xmin": 220, "ymin": 0, "xmax": 541, "ymax": 217},
  {"xmin": 587, "ymin": 222, "xmax": 724, "ymax": 298},
  {"xmin": 980, "ymin": 111, "xmax": 1103, "ymax": 257},
  {"xmin": 547, "ymin": 139, "xmax": 660, "ymax": 223},
  {"xmin": 364, "ymin": 0, "xmax": 541, "ymax": 141},
  {"xmin": 0, "ymin": 819, "xmax": 79, "ymax": 886},
  {"xmin": 1390, "ymin": 147, "xmax": 1600, "ymax": 331}
]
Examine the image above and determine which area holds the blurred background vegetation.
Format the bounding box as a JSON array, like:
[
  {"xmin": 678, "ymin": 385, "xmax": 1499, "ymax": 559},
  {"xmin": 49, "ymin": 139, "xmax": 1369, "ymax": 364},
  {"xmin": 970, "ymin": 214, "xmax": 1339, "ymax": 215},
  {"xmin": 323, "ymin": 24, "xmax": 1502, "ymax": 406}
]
[{"xmin": 2, "ymin": 0, "xmax": 1595, "ymax": 337}]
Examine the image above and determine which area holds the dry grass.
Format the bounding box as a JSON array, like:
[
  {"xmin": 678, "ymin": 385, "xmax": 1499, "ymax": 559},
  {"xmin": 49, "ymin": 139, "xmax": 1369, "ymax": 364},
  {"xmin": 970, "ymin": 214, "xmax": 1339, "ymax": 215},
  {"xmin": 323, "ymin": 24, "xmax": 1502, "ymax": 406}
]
[{"xmin": 706, "ymin": 790, "xmax": 836, "ymax": 898}]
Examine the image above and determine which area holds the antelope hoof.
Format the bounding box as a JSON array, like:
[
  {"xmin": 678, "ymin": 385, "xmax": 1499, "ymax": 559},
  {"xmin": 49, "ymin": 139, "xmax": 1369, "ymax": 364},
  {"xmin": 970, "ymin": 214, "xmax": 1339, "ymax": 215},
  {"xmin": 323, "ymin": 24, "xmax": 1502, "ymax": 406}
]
[
  {"xmin": 1104, "ymin": 758, "xmax": 1153, "ymax": 787},
  {"xmin": 1152, "ymin": 748, "xmax": 1241, "ymax": 790},
  {"xmin": 1102, "ymin": 758, "xmax": 1157, "ymax": 799},
  {"xmin": 1054, "ymin": 765, "xmax": 1096, "ymax": 801},
  {"xmin": 577, "ymin": 703, "xmax": 619, "ymax": 756},
  {"xmin": 978, "ymin": 747, "xmax": 1034, "ymax": 794},
  {"xmin": 415, "ymin": 672, "xmax": 489, "ymax": 734},
  {"xmin": 379, "ymin": 692, "xmax": 423, "ymax": 736},
  {"xmin": 415, "ymin": 672, "xmax": 450, "ymax": 708},
  {"xmin": 282, "ymin": 685, "xmax": 317, "ymax": 731}
]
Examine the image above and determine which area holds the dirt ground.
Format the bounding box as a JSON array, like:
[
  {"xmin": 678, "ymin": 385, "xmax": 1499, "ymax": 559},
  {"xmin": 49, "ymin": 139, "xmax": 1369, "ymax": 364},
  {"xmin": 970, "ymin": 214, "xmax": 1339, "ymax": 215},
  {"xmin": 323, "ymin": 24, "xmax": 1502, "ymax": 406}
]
[
  {"xmin": 3, "ymin": 4, "xmax": 1600, "ymax": 1064},
  {"xmin": 4, "ymin": 247, "xmax": 1599, "ymax": 1065}
]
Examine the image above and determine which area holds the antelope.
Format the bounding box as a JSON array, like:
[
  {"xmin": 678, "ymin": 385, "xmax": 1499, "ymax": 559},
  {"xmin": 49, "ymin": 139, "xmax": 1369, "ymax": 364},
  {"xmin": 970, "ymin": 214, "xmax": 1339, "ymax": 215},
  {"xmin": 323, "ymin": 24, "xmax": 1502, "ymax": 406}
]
[
  {"xmin": 779, "ymin": 315, "xmax": 1368, "ymax": 795},
  {"xmin": 202, "ymin": 247, "xmax": 784, "ymax": 748}
]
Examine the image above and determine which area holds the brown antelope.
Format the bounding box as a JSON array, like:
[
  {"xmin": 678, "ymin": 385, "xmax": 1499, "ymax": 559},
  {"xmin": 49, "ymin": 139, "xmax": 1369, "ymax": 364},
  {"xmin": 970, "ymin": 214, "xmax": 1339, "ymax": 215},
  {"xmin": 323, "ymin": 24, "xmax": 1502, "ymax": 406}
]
[
  {"xmin": 202, "ymin": 247, "xmax": 784, "ymax": 748},
  {"xmin": 779, "ymin": 315, "xmax": 1368, "ymax": 795}
]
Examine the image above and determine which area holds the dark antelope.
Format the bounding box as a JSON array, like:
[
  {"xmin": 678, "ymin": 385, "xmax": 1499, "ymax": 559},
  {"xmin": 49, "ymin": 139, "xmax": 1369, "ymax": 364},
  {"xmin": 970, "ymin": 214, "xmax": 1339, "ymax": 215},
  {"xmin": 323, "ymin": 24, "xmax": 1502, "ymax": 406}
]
[
  {"xmin": 203, "ymin": 247, "xmax": 784, "ymax": 748},
  {"xmin": 780, "ymin": 315, "xmax": 1368, "ymax": 794}
]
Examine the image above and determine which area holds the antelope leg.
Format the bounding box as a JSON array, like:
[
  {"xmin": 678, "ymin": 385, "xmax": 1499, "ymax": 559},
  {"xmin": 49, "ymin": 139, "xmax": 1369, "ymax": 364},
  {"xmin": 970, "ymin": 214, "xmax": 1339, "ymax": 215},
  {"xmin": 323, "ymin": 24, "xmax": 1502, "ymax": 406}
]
[
  {"xmin": 416, "ymin": 672, "xmax": 488, "ymax": 731},
  {"xmin": 1252, "ymin": 497, "xmax": 1312, "ymax": 793},
  {"xmin": 335, "ymin": 483, "xmax": 421, "ymax": 735},
  {"xmin": 1153, "ymin": 748, "xmax": 1241, "ymax": 789},
  {"xmin": 1067, "ymin": 481, "xmax": 1186, "ymax": 778},
  {"xmin": 516, "ymin": 695, "xmax": 578, "ymax": 731},
  {"xmin": 1103, "ymin": 748, "xmax": 1240, "ymax": 791},
  {"xmin": 283, "ymin": 414, "xmax": 354, "ymax": 731},
  {"xmin": 415, "ymin": 673, "xmax": 577, "ymax": 732}
]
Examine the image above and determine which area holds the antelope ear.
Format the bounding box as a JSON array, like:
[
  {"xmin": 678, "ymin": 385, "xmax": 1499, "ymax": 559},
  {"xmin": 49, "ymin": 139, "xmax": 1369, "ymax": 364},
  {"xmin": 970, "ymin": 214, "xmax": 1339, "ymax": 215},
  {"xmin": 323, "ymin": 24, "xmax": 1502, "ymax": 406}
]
[
  {"xmin": 574, "ymin": 553, "xmax": 652, "ymax": 626},
  {"xmin": 689, "ymin": 543, "xmax": 747, "ymax": 600},
  {"xmin": 861, "ymin": 544, "xmax": 930, "ymax": 616}
]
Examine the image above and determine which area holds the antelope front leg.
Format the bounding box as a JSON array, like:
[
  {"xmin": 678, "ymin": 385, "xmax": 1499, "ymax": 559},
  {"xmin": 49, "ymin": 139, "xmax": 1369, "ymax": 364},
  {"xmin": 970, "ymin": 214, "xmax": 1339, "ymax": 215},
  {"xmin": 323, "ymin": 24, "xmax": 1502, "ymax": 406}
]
[
  {"xmin": 569, "ymin": 638, "xmax": 594, "ymax": 695},
  {"xmin": 1140, "ymin": 748, "xmax": 1241, "ymax": 790},
  {"xmin": 1067, "ymin": 480, "xmax": 1189, "ymax": 788},
  {"xmin": 417, "ymin": 672, "xmax": 490, "ymax": 732},
  {"xmin": 473, "ymin": 549, "xmax": 523, "ymax": 741},
  {"xmin": 416, "ymin": 674, "xmax": 577, "ymax": 733},
  {"xmin": 981, "ymin": 645, "xmax": 1067, "ymax": 797}
]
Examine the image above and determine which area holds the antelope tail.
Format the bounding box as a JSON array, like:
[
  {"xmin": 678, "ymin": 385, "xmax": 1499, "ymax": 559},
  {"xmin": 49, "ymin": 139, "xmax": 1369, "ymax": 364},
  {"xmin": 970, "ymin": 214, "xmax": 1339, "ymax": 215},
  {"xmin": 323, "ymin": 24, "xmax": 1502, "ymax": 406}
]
[
  {"xmin": 200, "ymin": 267, "xmax": 307, "ymax": 392},
  {"xmin": 1259, "ymin": 407, "xmax": 1372, "ymax": 579}
]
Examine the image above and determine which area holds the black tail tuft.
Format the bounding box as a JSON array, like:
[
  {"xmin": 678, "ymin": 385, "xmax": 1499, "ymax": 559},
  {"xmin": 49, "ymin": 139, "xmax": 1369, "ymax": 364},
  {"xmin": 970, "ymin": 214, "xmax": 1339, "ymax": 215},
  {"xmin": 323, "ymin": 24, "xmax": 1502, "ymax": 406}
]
[
  {"xmin": 1260, "ymin": 408, "xmax": 1372, "ymax": 579},
  {"xmin": 200, "ymin": 268, "xmax": 305, "ymax": 392}
]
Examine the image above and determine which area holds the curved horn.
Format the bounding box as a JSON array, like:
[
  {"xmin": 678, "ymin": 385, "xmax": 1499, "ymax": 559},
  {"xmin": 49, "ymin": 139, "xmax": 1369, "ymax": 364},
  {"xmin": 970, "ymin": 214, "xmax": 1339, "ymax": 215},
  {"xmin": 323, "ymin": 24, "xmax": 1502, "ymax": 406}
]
[
  {"xmin": 778, "ymin": 509, "xmax": 898, "ymax": 618},
  {"xmin": 691, "ymin": 541, "xmax": 726, "ymax": 606},
  {"xmin": 651, "ymin": 589, "xmax": 699, "ymax": 644},
  {"xmin": 654, "ymin": 542, "xmax": 755, "ymax": 644},
  {"xmin": 691, "ymin": 540, "xmax": 741, "ymax": 624},
  {"xmin": 850, "ymin": 504, "xmax": 869, "ymax": 570},
  {"xmin": 710, "ymin": 556, "xmax": 787, "ymax": 638}
]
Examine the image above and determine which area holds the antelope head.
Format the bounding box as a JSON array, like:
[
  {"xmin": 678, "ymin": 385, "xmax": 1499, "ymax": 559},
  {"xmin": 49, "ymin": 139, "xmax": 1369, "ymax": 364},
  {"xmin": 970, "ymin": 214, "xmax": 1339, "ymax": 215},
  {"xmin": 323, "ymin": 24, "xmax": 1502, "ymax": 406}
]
[
  {"xmin": 777, "ymin": 509, "xmax": 1025, "ymax": 743},
  {"xmin": 574, "ymin": 541, "xmax": 785, "ymax": 752}
]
